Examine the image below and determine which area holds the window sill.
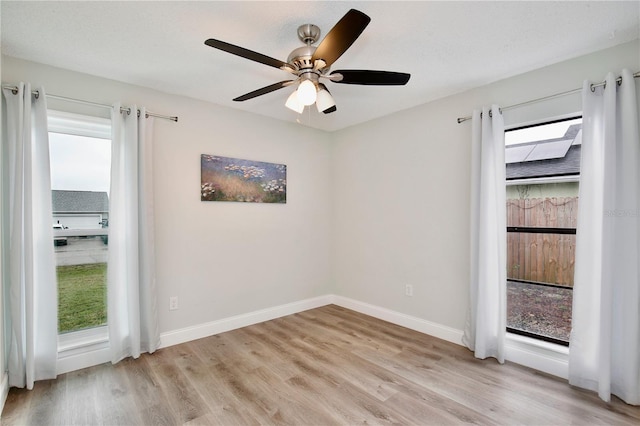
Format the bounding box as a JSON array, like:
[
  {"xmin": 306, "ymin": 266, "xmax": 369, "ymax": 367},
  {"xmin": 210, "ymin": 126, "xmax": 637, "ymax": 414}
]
[
  {"xmin": 507, "ymin": 332, "xmax": 569, "ymax": 354},
  {"xmin": 57, "ymin": 326, "xmax": 111, "ymax": 375},
  {"xmin": 505, "ymin": 332, "xmax": 569, "ymax": 379},
  {"xmin": 58, "ymin": 326, "xmax": 108, "ymax": 357}
]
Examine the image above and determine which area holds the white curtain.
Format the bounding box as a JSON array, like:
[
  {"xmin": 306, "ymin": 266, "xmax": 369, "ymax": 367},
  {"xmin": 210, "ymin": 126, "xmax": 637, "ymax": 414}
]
[
  {"xmin": 108, "ymin": 104, "xmax": 159, "ymax": 363},
  {"xmin": 463, "ymin": 105, "xmax": 507, "ymax": 363},
  {"xmin": 569, "ymin": 69, "xmax": 640, "ymax": 405},
  {"xmin": 2, "ymin": 83, "xmax": 58, "ymax": 388}
]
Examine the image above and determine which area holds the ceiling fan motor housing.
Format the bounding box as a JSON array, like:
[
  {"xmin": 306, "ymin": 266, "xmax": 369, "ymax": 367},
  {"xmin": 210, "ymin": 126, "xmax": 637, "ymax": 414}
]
[{"xmin": 287, "ymin": 45, "xmax": 317, "ymax": 71}]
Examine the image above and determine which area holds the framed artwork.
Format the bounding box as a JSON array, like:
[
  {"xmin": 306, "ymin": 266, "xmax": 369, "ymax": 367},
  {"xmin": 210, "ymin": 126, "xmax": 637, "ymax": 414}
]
[{"xmin": 201, "ymin": 154, "xmax": 287, "ymax": 203}]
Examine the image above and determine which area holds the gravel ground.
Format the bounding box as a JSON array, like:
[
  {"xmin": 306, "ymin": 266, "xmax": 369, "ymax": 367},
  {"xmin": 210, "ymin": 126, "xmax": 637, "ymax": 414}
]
[{"xmin": 507, "ymin": 280, "xmax": 572, "ymax": 343}]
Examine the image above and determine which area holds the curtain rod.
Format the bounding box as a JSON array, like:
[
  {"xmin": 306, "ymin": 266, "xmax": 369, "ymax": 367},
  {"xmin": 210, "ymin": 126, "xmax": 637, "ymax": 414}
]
[
  {"xmin": 456, "ymin": 71, "xmax": 640, "ymax": 124},
  {"xmin": 2, "ymin": 85, "xmax": 178, "ymax": 122}
]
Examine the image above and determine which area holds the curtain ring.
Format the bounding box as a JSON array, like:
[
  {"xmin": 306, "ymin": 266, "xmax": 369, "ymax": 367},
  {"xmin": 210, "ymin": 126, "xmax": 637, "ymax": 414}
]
[
  {"xmin": 590, "ymin": 84, "xmax": 596, "ymax": 92},
  {"xmin": 617, "ymin": 77, "xmax": 622, "ymax": 86},
  {"xmin": 126, "ymin": 108, "xmax": 131, "ymax": 115},
  {"xmin": 489, "ymin": 110, "xmax": 493, "ymax": 118},
  {"xmin": 145, "ymin": 113, "xmax": 149, "ymax": 119},
  {"xmin": 11, "ymin": 88, "xmax": 18, "ymax": 95},
  {"xmin": 33, "ymin": 90, "xmax": 40, "ymax": 99},
  {"xmin": 137, "ymin": 109, "xmax": 140, "ymax": 118}
]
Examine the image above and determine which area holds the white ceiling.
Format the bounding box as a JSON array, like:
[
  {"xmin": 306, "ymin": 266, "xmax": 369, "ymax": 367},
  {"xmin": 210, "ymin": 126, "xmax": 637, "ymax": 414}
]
[{"xmin": 2, "ymin": 1, "xmax": 639, "ymax": 132}]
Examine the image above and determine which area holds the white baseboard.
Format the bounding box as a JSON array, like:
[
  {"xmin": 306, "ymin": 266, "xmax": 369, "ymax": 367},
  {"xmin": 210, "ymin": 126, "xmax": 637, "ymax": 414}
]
[
  {"xmin": 159, "ymin": 294, "xmax": 334, "ymax": 348},
  {"xmin": 47, "ymin": 293, "xmax": 565, "ymax": 382},
  {"xmin": 0, "ymin": 372, "xmax": 8, "ymax": 415},
  {"xmin": 158, "ymin": 294, "xmax": 465, "ymax": 350},
  {"xmin": 331, "ymin": 295, "xmax": 465, "ymax": 346}
]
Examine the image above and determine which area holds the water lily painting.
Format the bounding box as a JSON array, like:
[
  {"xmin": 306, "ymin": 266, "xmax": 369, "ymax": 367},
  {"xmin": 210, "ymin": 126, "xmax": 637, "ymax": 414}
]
[{"xmin": 201, "ymin": 154, "xmax": 287, "ymax": 203}]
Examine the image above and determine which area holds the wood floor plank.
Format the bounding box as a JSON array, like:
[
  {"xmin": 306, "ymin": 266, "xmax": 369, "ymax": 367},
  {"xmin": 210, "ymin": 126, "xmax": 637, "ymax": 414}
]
[
  {"xmin": 95, "ymin": 361, "xmax": 145, "ymax": 425},
  {"xmin": 143, "ymin": 345, "xmax": 211, "ymax": 424},
  {"xmin": 173, "ymin": 343, "xmax": 252, "ymax": 416},
  {"xmin": 295, "ymin": 335, "xmax": 496, "ymax": 424},
  {"xmin": 353, "ymin": 344, "xmax": 552, "ymax": 424},
  {"xmin": 0, "ymin": 387, "xmax": 31, "ymax": 425},
  {"xmin": 113, "ymin": 355, "xmax": 166, "ymax": 412},
  {"xmin": 138, "ymin": 403, "xmax": 177, "ymax": 426},
  {"xmin": 2, "ymin": 304, "xmax": 639, "ymax": 425},
  {"xmin": 26, "ymin": 376, "xmax": 71, "ymax": 425},
  {"xmin": 305, "ymin": 339, "xmax": 491, "ymax": 424},
  {"xmin": 244, "ymin": 321, "xmax": 414, "ymax": 424}
]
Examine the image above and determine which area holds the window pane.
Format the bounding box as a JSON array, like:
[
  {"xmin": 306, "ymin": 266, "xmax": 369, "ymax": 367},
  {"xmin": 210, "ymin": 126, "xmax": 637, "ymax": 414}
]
[
  {"xmin": 50, "ymin": 130, "xmax": 110, "ymax": 334},
  {"xmin": 505, "ymin": 117, "xmax": 580, "ymax": 346}
]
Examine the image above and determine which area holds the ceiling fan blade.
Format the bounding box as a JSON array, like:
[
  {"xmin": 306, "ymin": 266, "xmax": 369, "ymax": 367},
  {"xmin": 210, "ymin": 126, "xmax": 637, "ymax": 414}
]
[
  {"xmin": 205, "ymin": 39, "xmax": 290, "ymax": 70},
  {"xmin": 311, "ymin": 9, "xmax": 370, "ymax": 67},
  {"xmin": 330, "ymin": 70, "xmax": 411, "ymax": 85},
  {"xmin": 233, "ymin": 81, "xmax": 294, "ymax": 102}
]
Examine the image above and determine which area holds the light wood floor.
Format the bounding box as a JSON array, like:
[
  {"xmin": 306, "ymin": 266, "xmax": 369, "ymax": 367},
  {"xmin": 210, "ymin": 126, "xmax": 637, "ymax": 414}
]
[{"xmin": 2, "ymin": 304, "xmax": 639, "ymax": 425}]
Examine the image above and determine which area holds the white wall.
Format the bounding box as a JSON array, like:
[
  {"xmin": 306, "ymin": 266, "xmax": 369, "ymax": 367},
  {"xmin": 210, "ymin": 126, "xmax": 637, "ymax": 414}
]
[
  {"xmin": 1, "ymin": 56, "xmax": 333, "ymax": 335},
  {"xmin": 331, "ymin": 40, "xmax": 640, "ymax": 332}
]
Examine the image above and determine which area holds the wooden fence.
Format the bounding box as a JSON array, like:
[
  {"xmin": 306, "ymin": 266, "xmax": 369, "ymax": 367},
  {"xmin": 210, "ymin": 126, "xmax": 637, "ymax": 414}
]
[{"xmin": 507, "ymin": 197, "xmax": 578, "ymax": 287}]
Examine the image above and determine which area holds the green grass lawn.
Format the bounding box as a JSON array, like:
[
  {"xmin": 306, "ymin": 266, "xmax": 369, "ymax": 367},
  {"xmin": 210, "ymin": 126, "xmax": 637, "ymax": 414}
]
[{"xmin": 57, "ymin": 263, "xmax": 107, "ymax": 333}]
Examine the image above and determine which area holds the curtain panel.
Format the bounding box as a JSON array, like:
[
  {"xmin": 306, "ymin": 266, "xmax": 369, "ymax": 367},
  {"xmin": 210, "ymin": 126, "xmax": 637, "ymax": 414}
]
[
  {"xmin": 108, "ymin": 105, "xmax": 160, "ymax": 363},
  {"xmin": 2, "ymin": 83, "xmax": 58, "ymax": 389},
  {"xmin": 569, "ymin": 69, "xmax": 640, "ymax": 405},
  {"xmin": 463, "ymin": 105, "xmax": 507, "ymax": 363}
]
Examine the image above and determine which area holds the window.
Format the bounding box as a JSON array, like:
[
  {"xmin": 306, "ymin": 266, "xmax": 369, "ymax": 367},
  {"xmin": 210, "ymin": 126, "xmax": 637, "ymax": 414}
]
[
  {"xmin": 505, "ymin": 116, "xmax": 581, "ymax": 346},
  {"xmin": 49, "ymin": 110, "xmax": 111, "ymax": 348}
]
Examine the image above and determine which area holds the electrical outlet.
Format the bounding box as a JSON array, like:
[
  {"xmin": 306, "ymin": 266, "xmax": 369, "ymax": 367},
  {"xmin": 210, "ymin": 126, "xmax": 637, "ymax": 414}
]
[
  {"xmin": 405, "ymin": 284, "xmax": 413, "ymax": 297},
  {"xmin": 169, "ymin": 296, "xmax": 179, "ymax": 311}
]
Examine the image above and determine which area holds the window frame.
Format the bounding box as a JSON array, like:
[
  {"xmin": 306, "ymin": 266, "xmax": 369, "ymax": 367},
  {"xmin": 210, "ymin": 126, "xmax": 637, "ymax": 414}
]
[
  {"xmin": 48, "ymin": 109, "xmax": 111, "ymax": 360},
  {"xmin": 504, "ymin": 114, "xmax": 582, "ymax": 347}
]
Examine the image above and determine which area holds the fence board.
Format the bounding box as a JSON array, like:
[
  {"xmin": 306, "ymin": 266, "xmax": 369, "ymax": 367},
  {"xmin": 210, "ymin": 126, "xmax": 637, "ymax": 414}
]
[{"xmin": 506, "ymin": 197, "xmax": 578, "ymax": 287}]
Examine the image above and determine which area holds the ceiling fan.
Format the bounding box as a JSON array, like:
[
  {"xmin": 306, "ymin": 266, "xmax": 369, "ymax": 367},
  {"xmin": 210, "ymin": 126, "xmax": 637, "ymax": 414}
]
[{"xmin": 204, "ymin": 9, "xmax": 411, "ymax": 114}]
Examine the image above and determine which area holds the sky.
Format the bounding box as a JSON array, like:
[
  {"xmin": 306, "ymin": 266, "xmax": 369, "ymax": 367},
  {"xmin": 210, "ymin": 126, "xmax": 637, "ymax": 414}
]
[
  {"xmin": 505, "ymin": 117, "xmax": 582, "ymax": 146},
  {"xmin": 49, "ymin": 132, "xmax": 111, "ymax": 194}
]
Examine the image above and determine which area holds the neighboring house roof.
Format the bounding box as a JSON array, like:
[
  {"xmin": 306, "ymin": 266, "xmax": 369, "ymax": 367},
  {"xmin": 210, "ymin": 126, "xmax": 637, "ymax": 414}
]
[
  {"xmin": 506, "ymin": 124, "xmax": 582, "ymax": 180},
  {"xmin": 52, "ymin": 190, "xmax": 109, "ymax": 213},
  {"xmin": 507, "ymin": 145, "xmax": 581, "ymax": 179}
]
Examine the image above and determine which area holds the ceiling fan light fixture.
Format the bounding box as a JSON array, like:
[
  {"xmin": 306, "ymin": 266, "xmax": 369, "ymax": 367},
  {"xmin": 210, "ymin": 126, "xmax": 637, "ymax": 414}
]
[
  {"xmin": 316, "ymin": 87, "xmax": 335, "ymax": 113},
  {"xmin": 296, "ymin": 79, "xmax": 317, "ymax": 106},
  {"xmin": 285, "ymin": 90, "xmax": 304, "ymax": 113}
]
